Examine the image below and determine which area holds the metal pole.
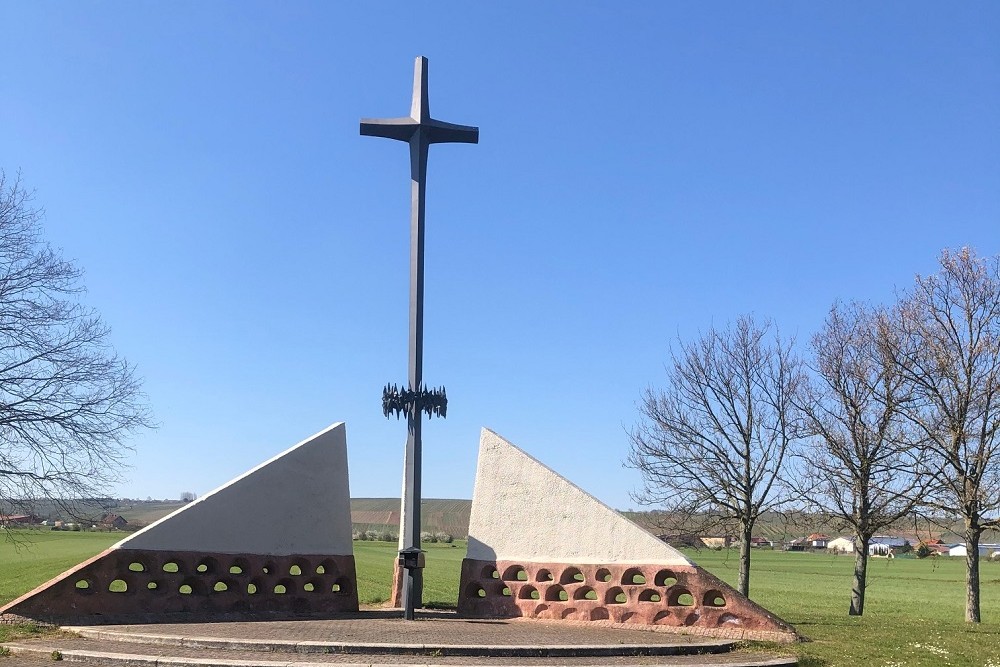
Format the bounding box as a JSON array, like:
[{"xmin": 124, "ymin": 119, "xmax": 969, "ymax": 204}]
[
  {"xmin": 400, "ymin": 134, "xmax": 428, "ymax": 619},
  {"xmin": 360, "ymin": 56, "xmax": 477, "ymax": 620}
]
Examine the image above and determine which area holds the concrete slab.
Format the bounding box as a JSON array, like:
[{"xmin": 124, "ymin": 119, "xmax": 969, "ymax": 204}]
[
  {"xmin": 468, "ymin": 429, "xmax": 688, "ymax": 566},
  {"xmin": 120, "ymin": 423, "xmax": 353, "ymax": 556}
]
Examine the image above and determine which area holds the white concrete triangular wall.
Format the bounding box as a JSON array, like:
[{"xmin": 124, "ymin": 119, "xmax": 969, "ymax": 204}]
[
  {"xmin": 459, "ymin": 429, "xmax": 797, "ymax": 641},
  {"xmin": 466, "ymin": 428, "xmax": 690, "ymax": 565},
  {"xmin": 120, "ymin": 422, "xmax": 353, "ymax": 555},
  {"xmin": 0, "ymin": 422, "xmax": 359, "ymax": 622}
]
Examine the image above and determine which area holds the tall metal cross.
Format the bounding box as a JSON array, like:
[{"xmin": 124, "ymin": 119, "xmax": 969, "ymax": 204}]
[{"xmin": 360, "ymin": 56, "xmax": 478, "ymax": 620}]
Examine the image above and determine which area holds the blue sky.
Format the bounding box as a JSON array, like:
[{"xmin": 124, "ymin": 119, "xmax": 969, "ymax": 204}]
[{"xmin": 2, "ymin": 2, "xmax": 998, "ymax": 509}]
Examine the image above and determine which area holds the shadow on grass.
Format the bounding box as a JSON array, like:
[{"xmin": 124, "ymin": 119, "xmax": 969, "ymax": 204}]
[
  {"xmin": 796, "ymin": 658, "xmax": 828, "ymax": 667},
  {"xmin": 422, "ymin": 601, "xmax": 457, "ymax": 610}
]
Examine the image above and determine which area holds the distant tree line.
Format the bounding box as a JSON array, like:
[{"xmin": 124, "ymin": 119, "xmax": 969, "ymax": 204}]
[{"xmin": 630, "ymin": 247, "xmax": 1000, "ymax": 623}]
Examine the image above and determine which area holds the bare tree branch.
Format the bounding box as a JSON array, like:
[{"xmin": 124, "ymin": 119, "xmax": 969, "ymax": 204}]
[
  {"xmin": 0, "ymin": 170, "xmax": 153, "ymax": 529},
  {"xmin": 628, "ymin": 314, "xmax": 803, "ymax": 597},
  {"xmin": 885, "ymin": 247, "xmax": 1000, "ymax": 623},
  {"xmin": 795, "ymin": 300, "xmax": 928, "ymax": 616}
]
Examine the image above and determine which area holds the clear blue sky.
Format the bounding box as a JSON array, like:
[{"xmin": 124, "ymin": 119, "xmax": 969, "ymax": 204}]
[{"xmin": 2, "ymin": 2, "xmax": 998, "ymax": 509}]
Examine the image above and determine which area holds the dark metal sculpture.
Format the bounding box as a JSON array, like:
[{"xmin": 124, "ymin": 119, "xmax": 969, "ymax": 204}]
[
  {"xmin": 382, "ymin": 383, "xmax": 448, "ymax": 420},
  {"xmin": 360, "ymin": 56, "xmax": 478, "ymax": 620}
]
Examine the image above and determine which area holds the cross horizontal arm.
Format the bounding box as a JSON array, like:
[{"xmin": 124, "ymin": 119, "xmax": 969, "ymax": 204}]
[
  {"xmin": 426, "ymin": 119, "xmax": 479, "ymax": 145},
  {"xmin": 360, "ymin": 117, "xmax": 418, "ymax": 142}
]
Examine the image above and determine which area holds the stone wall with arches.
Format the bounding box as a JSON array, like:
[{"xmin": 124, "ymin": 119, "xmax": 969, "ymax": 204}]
[
  {"xmin": 3, "ymin": 549, "xmax": 357, "ymax": 622},
  {"xmin": 458, "ymin": 559, "xmax": 794, "ymax": 641}
]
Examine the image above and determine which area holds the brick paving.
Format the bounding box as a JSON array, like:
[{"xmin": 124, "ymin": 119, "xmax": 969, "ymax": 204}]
[
  {"xmin": 67, "ymin": 612, "xmax": 715, "ymax": 648},
  {"xmin": 1, "ymin": 612, "xmax": 797, "ymax": 666}
]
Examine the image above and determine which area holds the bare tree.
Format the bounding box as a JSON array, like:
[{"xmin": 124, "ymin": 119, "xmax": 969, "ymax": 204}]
[
  {"xmin": 0, "ymin": 171, "xmax": 152, "ymax": 518},
  {"xmin": 628, "ymin": 315, "xmax": 802, "ymax": 597},
  {"xmin": 179, "ymin": 491, "xmax": 196, "ymax": 503},
  {"xmin": 885, "ymin": 248, "xmax": 1000, "ymax": 623},
  {"xmin": 797, "ymin": 301, "xmax": 926, "ymax": 616}
]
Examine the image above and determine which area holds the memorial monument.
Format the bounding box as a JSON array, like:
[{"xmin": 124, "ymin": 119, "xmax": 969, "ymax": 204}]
[
  {"xmin": 360, "ymin": 56, "xmax": 478, "ymax": 620},
  {"xmin": 0, "ymin": 58, "xmax": 797, "ymax": 648}
]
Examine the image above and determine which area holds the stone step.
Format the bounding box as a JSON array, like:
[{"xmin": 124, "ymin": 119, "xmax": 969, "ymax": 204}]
[
  {"xmin": 3, "ymin": 638, "xmax": 798, "ymax": 667},
  {"xmin": 64, "ymin": 626, "xmax": 737, "ymax": 658}
]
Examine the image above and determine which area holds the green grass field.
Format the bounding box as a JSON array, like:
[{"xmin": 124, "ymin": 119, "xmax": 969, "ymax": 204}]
[
  {"xmin": 2, "ymin": 532, "xmax": 998, "ymax": 665},
  {"xmin": 0, "ymin": 530, "xmax": 120, "ymax": 607},
  {"xmin": 352, "ymin": 539, "xmax": 466, "ymax": 606}
]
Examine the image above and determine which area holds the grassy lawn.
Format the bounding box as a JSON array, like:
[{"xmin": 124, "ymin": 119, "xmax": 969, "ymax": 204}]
[
  {"xmin": 352, "ymin": 539, "xmax": 466, "ymax": 606},
  {"xmin": 0, "ymin": 530, "xmax": 120, "ymax": 606},
  {"xmin": 683, "ymin": 547, "xmax": 1000, "ymax": 666},
  {"xmin": 2, "ymin": 531, "xmax": 999, "ymax": 665}
]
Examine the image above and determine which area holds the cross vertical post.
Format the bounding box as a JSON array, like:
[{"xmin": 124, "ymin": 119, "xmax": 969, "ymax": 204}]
[{"xmin": 361, "ymin": 56, "xmax": 478, "ymax": 620}]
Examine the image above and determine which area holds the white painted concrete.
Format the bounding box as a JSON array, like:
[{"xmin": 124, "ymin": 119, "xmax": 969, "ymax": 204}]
[
  {"xmin": 466, "ymin": 429, "xmax": 691, "ymax": 566},
  {"xmin": 116, "ymin": 423, "xmax": 353, "ymax": 556}
]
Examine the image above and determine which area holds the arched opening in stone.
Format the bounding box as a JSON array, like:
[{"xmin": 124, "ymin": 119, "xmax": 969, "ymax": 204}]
[
  {"xmin": 703, "ymin": 590, "xmax": 726, "ymax": 607},
  {"xmin": 465, "ymin": 581, "xmax": 487, "ymax": 599},
  {"xmin": 605, "ymin": 587, "xmax": 626, "ymax": 604},
  {"xmin": 518, "ymin": 585, "xmax": 540, "ymax": 600},
  {"xmin": 316, "ymin": 559, "xmax": 339, "ymax": 577},
  {"xmin": 559, "ymin": 567, "xmax": 585, "ymax": 585},
  {"xmin": 196, "ymin": 557, "xmax": 219, "ymax": 574},
  {"xmin": 179, "ymin": 578, "xmax": 206, "ymax": 595},
  {"xmin": 621, "ymin": 568, "xmax": 645, "ymax": 585},
  {"xmin": 544, "ymin": 585, "xmax": 568, "ymax": 602},
  {"xmin": 230, "ymin": 557, "xmax": 250, "ymax": 575},
  {"xmin": 654, "ymin": 569, "xmax": 677, "ymax": 587},
  {"xmin": 668, "ymin": 587, "xmax": 694, "ymax": 606},
  {"xmin": 333, "ymin": 576, "xmax": 351, "ymax": 594},
  {"xmin": 638, "ymin": 589, "xmax": 661, "ymax": 603}
]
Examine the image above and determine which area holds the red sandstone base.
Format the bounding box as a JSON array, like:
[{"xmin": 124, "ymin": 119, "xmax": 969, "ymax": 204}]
[
  {"xmin": 1, "ymin": 548, "xmax": 358, "ymax": 623},
  {"xmin": 390, "ymin": 560, "xmax": 404, "ymax": 607},
  {"xmin": 457, "ymin": 559, "xmax": 797, "ymax": 642}
]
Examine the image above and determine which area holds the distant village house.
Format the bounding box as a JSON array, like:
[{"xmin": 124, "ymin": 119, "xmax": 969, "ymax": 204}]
[
  {"xmin": 0, "ymin": 514, "xmax": 37, "ymax": 527},
  {"xmin": 826, "ymin": 536, "xmax": 854, "ymax": 553},
  {"xmin": 806, "ymin": 533, "xmax": 830, "ymax": 548}
]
